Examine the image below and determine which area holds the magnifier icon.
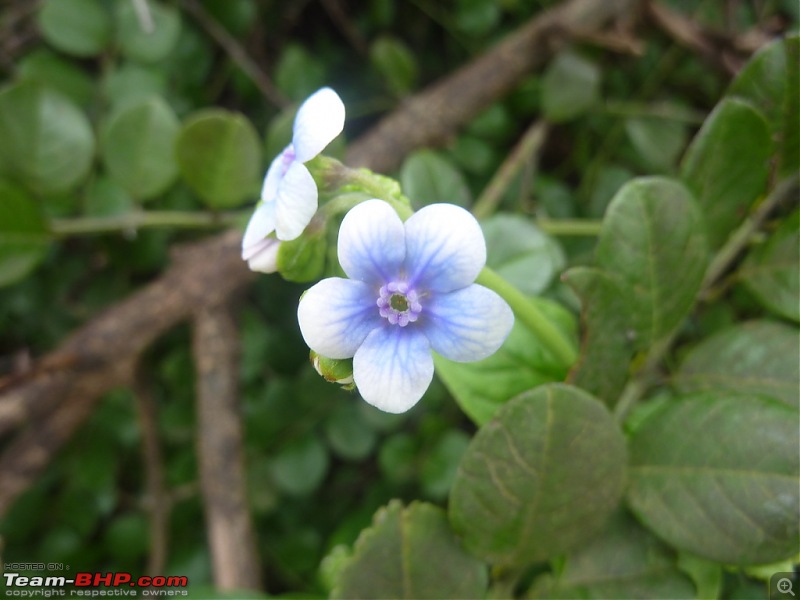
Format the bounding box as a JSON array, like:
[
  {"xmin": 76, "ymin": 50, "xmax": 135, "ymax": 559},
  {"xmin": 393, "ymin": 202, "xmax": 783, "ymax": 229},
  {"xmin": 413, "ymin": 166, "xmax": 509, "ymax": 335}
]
[{"xmin": 778, "ymin": 578, "xmax": 795, "ymax": 596}]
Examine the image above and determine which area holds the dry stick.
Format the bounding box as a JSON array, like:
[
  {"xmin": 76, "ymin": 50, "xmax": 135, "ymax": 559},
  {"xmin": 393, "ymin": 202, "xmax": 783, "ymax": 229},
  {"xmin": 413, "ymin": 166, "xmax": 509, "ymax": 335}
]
[
  {"xmin": 193, "ymin": 305, "xmax": 262, "ymax": 592},
  {"xmin": 0, "ymin": 0, "xmax": 635, "ymax": 518},
  {"xmin": 471, "ymin": 120, "xmax": 549, "ymax": 220},
  {"xmin": 613, "ymin": 174, "xmax": 800, "ymax": 422},
  {"xmin": 179, "ymin": 0, "xmax": 288, "ymax": 108},
  {"xmin": 346, "ymin": 0, "xmax": 637, "ymax": 173},
  {"xmin": 134, "ymin": 370, "xmax": 169, "ymax": 576}
]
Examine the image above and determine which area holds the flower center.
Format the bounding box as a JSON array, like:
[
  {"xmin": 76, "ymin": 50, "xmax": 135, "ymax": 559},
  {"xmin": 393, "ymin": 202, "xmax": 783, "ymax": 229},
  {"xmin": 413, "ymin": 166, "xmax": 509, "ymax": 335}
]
[{"xmin": 377, "ymin": 281, "xmax": 422, "ymax": 327}]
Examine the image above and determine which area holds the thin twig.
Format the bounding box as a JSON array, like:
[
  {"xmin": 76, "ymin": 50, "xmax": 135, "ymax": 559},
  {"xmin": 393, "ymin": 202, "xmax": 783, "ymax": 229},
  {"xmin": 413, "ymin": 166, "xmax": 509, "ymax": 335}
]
[{"xmin": 179, "ymin": 0, "xmax": 288, "ymax": 108}]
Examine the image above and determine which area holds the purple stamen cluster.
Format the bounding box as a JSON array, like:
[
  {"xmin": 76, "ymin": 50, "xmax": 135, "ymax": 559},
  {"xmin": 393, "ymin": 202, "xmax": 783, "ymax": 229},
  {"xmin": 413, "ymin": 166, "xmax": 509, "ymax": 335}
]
[{"xmin": 377, "ymin": 281, "xmax": 422, "ymax": 327}]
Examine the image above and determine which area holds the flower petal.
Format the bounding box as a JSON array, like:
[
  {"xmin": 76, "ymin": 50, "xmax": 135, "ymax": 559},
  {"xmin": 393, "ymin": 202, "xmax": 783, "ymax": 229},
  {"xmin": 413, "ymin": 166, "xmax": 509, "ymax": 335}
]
[
  {"xmin": 242, "ymin": 201, "xmax": 276, "ymax": 259},
  {"xmin": 292, "ymin": 87, "xmax": 345, "ymax": 163},
  {"xmin": 246, "ymin": 238, "xmax": 280, "ymax": 273},
  {"xmin": 338, "ymin": 199, "xmax": 405, "ymax": 284},
  {"xmin": 404, "ymin": 203, "xmax": 487, "ymax": 292},
  {"xmin": 274, "ymin": 161, "xmax": 317, "ymax": 241},
  {"xmin": 297, "ymin": 277, "xmax": 382, "ymax": 359},
  {"xmin": 423, "ymin": 284, "xmax": 513, "ymax": 362},
  {"xmin": 261, "ymin": 145, "xmax": 292, "ymax": 201},
  {"xmin": 353, "ymin": 326, "xmax": 433, "ymax": 413}
]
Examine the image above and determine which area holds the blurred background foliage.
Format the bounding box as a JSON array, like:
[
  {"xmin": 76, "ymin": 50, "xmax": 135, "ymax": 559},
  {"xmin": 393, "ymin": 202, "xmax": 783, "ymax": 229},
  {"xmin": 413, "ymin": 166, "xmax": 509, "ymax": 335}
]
[{"xmin": 0, "ymin": 0, "xmax": 797, "ymax": 598}]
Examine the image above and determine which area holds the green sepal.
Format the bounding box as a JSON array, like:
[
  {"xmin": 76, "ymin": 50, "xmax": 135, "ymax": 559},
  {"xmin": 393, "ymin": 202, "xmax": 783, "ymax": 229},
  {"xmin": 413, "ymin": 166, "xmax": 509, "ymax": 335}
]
[{"xmin": 277, "ymin": 228, "xmax": 327, "ymax": 282}]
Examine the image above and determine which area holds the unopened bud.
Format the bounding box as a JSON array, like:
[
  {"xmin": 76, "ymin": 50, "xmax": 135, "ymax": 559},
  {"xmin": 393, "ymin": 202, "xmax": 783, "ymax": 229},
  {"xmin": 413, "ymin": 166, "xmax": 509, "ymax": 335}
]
[{"xmin": 310, "ymin": 351, "xmax": 355, "ymax": 390}]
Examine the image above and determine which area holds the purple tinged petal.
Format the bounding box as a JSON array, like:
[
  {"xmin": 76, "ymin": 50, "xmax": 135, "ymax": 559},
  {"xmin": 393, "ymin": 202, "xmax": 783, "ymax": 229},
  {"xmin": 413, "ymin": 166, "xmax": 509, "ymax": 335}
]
[
  {"xmin": 423, "ymin": 284, "xmax": 514, "ymax": 362},
  {"xmin": 338, "ymin": 199, "xmax": 405, "ymax": 284},
  {"xmin": 246, "ymin": 238, "xmax": 280, "ymax": 273},
  {"xmin": 404, "ymin": 203, "xmax": 487, "ymax": 292},
  {"xmin": 353, "ymin": 326, "xmax": 433, "ymax": 413},
  {"xmin": 274, "ymin": 161, "xmax": 318, "ymax": 241},
  {"xmin": 292, "ymin": 87, "xmax": 345, "ymax": 163},
  {"xmin": 242, "ymin": 201, "xmax": 276, "ymax": 259},
  {"xmin": 298, "ymin": 278, "xmax": 382, "ymax": 359}
]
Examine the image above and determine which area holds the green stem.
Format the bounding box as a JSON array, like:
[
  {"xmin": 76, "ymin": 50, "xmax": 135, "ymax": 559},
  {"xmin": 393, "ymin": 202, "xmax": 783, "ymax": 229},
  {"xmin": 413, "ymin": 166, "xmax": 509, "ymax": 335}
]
[
  {"xmin": 536, "ymin": 219, "xmax": 603, "ymax": 236},
  {"xmin": 477, "ymin": 267, "xmax": 577, "ymax": 368},
  {"xmin": 49, "ymin": 210, "xmax": 244, "ymax": 237}
]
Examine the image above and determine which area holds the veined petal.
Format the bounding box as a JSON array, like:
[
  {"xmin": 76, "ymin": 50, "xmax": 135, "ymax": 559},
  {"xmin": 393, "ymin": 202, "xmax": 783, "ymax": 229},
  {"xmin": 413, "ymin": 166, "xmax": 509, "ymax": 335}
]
[
  {"xmin": 338, "ymin": 199, "xmax": 405, "ymax": 284},
  {"xmin": 353, "ymin": 326, "xmax": 433, "ymax": 413},
  {"xmin": 242, "ymin": 201, "xmax": 276, "ymax": 259},
  {"xmin": 404, "ymin": 203, "xmax": 486, "ymax": 293},
  {"xmin": 292, "ymin": 87, "xmax": 345, "ymax": 163},
  {"xmin": 246, "ymin": 238, "xmax": 280, "ymax": 273},
  {"xmin": 423, "ymin": 284, "xmax": 513, "ymax": 362},
  {"xmin": 274, "ymin": 161, "xmax": 318, "ymax": 241},
  {"xmin": 297, "ymin": 278, "xmax": 382, "ymax": 359},
  {"xmin": 261, "ymin": 145, "xmax": 293, "ymax": 201}
]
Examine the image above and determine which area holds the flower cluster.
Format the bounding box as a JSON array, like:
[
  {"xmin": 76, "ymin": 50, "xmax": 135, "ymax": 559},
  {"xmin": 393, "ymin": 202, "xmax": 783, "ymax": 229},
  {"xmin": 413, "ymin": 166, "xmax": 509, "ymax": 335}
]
[
  {"xmin": 241, "ymin": 87, "xmax": 345, "ymax": 272},
  {"xmin": 298, "ymin": 200, "xmax": 514, "ymax": 413}
]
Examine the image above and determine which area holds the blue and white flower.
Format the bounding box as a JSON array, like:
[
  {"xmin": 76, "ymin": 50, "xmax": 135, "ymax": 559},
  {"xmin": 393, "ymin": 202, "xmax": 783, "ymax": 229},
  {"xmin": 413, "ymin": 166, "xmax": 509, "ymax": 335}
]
[
  {"xmin": 297, "ymin": 200, "xmax": 514, "ymax": 413},
  {"xmin": 242, "ymin": 87, "xmax": 345, "ymax": 272}
]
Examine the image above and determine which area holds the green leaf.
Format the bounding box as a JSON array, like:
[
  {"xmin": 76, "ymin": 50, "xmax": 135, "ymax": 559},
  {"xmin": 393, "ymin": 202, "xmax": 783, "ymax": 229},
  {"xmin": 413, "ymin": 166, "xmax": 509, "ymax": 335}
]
[
  {"xmin": 528, "ymin": 511, "xmax": 696, "ymax": 599},
  {"xmin": 434, "ymin": 297, "xmax": 576, "ymax": 426},
  {"xmin": 739, "ymin": 209, "xmax": 799, "ymax": 323},
  {"xmin": 37, "ymin": 0, "xmax": 111, "ymax": 57},
  {"xmin": 595, "ymin": 177, "xmax": 707, "ymax": 348},
  {"xmin": 270, "ymin": 433, "xmax": 329, "ymax": 497},
  {"xmin": 420, "ymin": 430, "xmax": 470, "ymax": 500},
  {"xmin": 625, "ymin": 116, "xmax": 687, "ymax": 172},
  {"xmin": 563, "ymin": 266, "xmax": 636, "ymax": 406},
  {"xmin": 675, "ymin": 320, "xmax": 799, "ymax": 408},
  {"xmin": 449, "ymin": 384, "xmax": 627, "ymax": 566},
  {"xmin": 175, "ymin": 109, "xmax": 261, "ymax": 208},
  {"xmin": 369, "ymin": 35, "xmax": 418, "ymax": 96},
  {"xmin": 104, "ymin": 513, "xmax": 149, "ymax": 562},
  {"xmin": 101, "ymin": 97, "xmax": 179, "ymax": 201},
  {"xmin": 324, "ymin": 402, "xmax": 377, "ymax": 461},
  {"xmin": 0, "ymin": 180, "xmax": 50, "ymax": 287},
  {"xmin": 0, "ymin": 82, "xmax": 95, "ymax": 194},
  {"xmin": 482, "ymin": 214, "xmax": 566, "ymax": 296},
  {"xmin": 333, "ymin": 501, "xmax": 488, "ymax": 599},
  {"xmin": 399, "ymin": 150, "xmax": 472, "ymax": 209},
  {"xmin": 116, "ymin": 0, "xmax": 181, "ymax": 63},
  {"xmin": 627, "ymin": 392, "xmax": 800, "ymax": 565},
  {"xmin": 274, "ymin": 44, "xmax": 326, "ymax": 101},
  {"xmin": 541, "ymin": 51, "xmax": 601, "ymax": 123},
  {"xmin": 84, "ymin": 176, "xmax": 135, "ymax": 218},
  {"xmin": 455, "ymin": 0, "xmax": 501, "ymax": 36},
  {"xmin": 277, "ymin": 230, "xmax": 327, "ymax": 282},
  {"xmin": 102, "ymin": 64, "xmax": 167, "ymax": 113},
  {"xmin": 17, "ymin": 49, "xmax": 95, "ymax": 107},
  {"xmin": 680, "ymin": 98, "xmax": 772, "ymax": 249},
  {"xmin": 727, "ymin": 34, "xmax": 799, "ymax": 177}
]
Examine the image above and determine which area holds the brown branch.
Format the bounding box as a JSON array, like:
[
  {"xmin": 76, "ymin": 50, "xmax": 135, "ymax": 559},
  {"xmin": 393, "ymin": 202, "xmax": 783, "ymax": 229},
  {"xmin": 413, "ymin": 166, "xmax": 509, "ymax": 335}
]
[
  {"xmin": 0, "ymin": 0, "xmax": 637, "ymax": 518},
  {"xmin": 345, "ymin": 0, "xmax": 637, "ymax": 173},
  {"xmin": 193, "ymin": 304, "xmax": 262, "ymax": 592}
]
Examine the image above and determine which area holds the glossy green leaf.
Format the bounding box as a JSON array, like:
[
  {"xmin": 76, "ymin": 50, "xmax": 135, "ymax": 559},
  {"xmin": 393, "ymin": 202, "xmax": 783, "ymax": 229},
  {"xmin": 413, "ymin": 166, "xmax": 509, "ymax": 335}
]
[
  {"xmin": 400, "ymin": 150, "xmax": 472, "ymax": 209},
  {"xmin": 369, "ymin": 35, "xmax": 418, "ymax": 96},
  {"xmin": 627, "ymin": 392, "xmax": 800, "ymax": 565},
  {"xmin": 116, "ymin": 0, "xmax": 181, "ymax": 63},
  {"xmin": 175, "ymin": 109, "xmax": 261, "ymax": 208},
  {"xmin": 625, "ymin": 116, "xmax": 687, "ymax": 172},
  {"xmin": 434, "ymin": 297, "xmax": 576, "ymax": 426},
  {"xmin": 38, "ymin": 0, "xmax": 111, "ymax": 57},
  {"xmin": 0, "ymin": 82, "xmax": 94, "ymax": 194},
  {"xmin": 563, "ymin": 266, "xmax": 636, "ymax": 406},
  {"xmin": 270, "ymin": 434, "xmax": 329, "ymax": 497},
  {"xmin": 0, "ymin": 180, "xmax": 50, "ymax": 287},
  {"xmin": 680, "ymin": 98, "xmax": 772, "ymax": 249},
  {"xmin": 528, "ymin": 511, "xmax": 695, "ymax": 599},
  {"xmin": 101, "ymin": 97, "xmax": 179, "ymax": 201},
  {"xmin": 333, "ymin": 501, "xmax": 488, "ymax": 599},
  {"xmin": 740, "ymin": 209, "xmax": 799, "ymax": 323},
  {"xmin": 675, "ymin": 320, "xmax": 799, "ymax": 408},
  {"xmin": 17, "ymin": 49, "xmax": 95, "ymax": 107},
  {"xmin": 482, "ymin": 214, "xmax": 566, "ymax": 296},
  {"xmin": 449, "ymin": 384, "xmax": 627, "ymax": 566},
  {"xmin": 541, "ymin": 51, "xmax": 600, "ymax": 123},
  {"xmin": 727, "ymin": 34, "xmax": 799, "ymax": 177},
  {"xmin": 595, "ymin": 177, "xmax": 707, "ymax": 347}
]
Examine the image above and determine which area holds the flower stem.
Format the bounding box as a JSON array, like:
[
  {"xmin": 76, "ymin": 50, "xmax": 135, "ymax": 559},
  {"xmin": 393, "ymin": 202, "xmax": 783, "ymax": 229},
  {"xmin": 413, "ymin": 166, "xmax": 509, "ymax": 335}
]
[
  {"xmin": 536, "ymin": 219, "xmax": 603, "ymax": 236},
  {"xmin": 49, "ymin": 210, "xmax": 244, "ymax": 237},
  {"xmin": 476, "ymin": 266, "xmax": 577, "ymax": 368}
]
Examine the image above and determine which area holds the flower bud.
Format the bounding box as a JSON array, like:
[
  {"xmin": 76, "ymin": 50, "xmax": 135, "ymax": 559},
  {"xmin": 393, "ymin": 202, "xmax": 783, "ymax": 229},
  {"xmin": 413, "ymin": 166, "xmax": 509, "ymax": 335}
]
[{"xmin": 310, "ymin": 351, "xmax": 355, "ymax": 390}]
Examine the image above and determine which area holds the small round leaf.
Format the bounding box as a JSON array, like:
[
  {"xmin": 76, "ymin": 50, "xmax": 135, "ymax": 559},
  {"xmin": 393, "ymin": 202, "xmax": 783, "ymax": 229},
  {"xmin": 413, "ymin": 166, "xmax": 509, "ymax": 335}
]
[
  {"xmin": 0, "ymin": 180, "xmax": 50, "ymax": 287},
  {"xmin": 116, "ymin": 0, "xmax": 181, "ymax": 63},
  {"xmin": 38, "ymin": 0, "xmax": 111, "ymax": 57}
]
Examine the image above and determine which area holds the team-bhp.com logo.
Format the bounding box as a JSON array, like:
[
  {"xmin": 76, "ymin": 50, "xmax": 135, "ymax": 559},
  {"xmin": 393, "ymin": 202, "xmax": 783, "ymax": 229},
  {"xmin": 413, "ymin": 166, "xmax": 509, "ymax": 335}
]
[{"xmin": 4, "ymin": 572, "xmax": 189, "ymax": 597}]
